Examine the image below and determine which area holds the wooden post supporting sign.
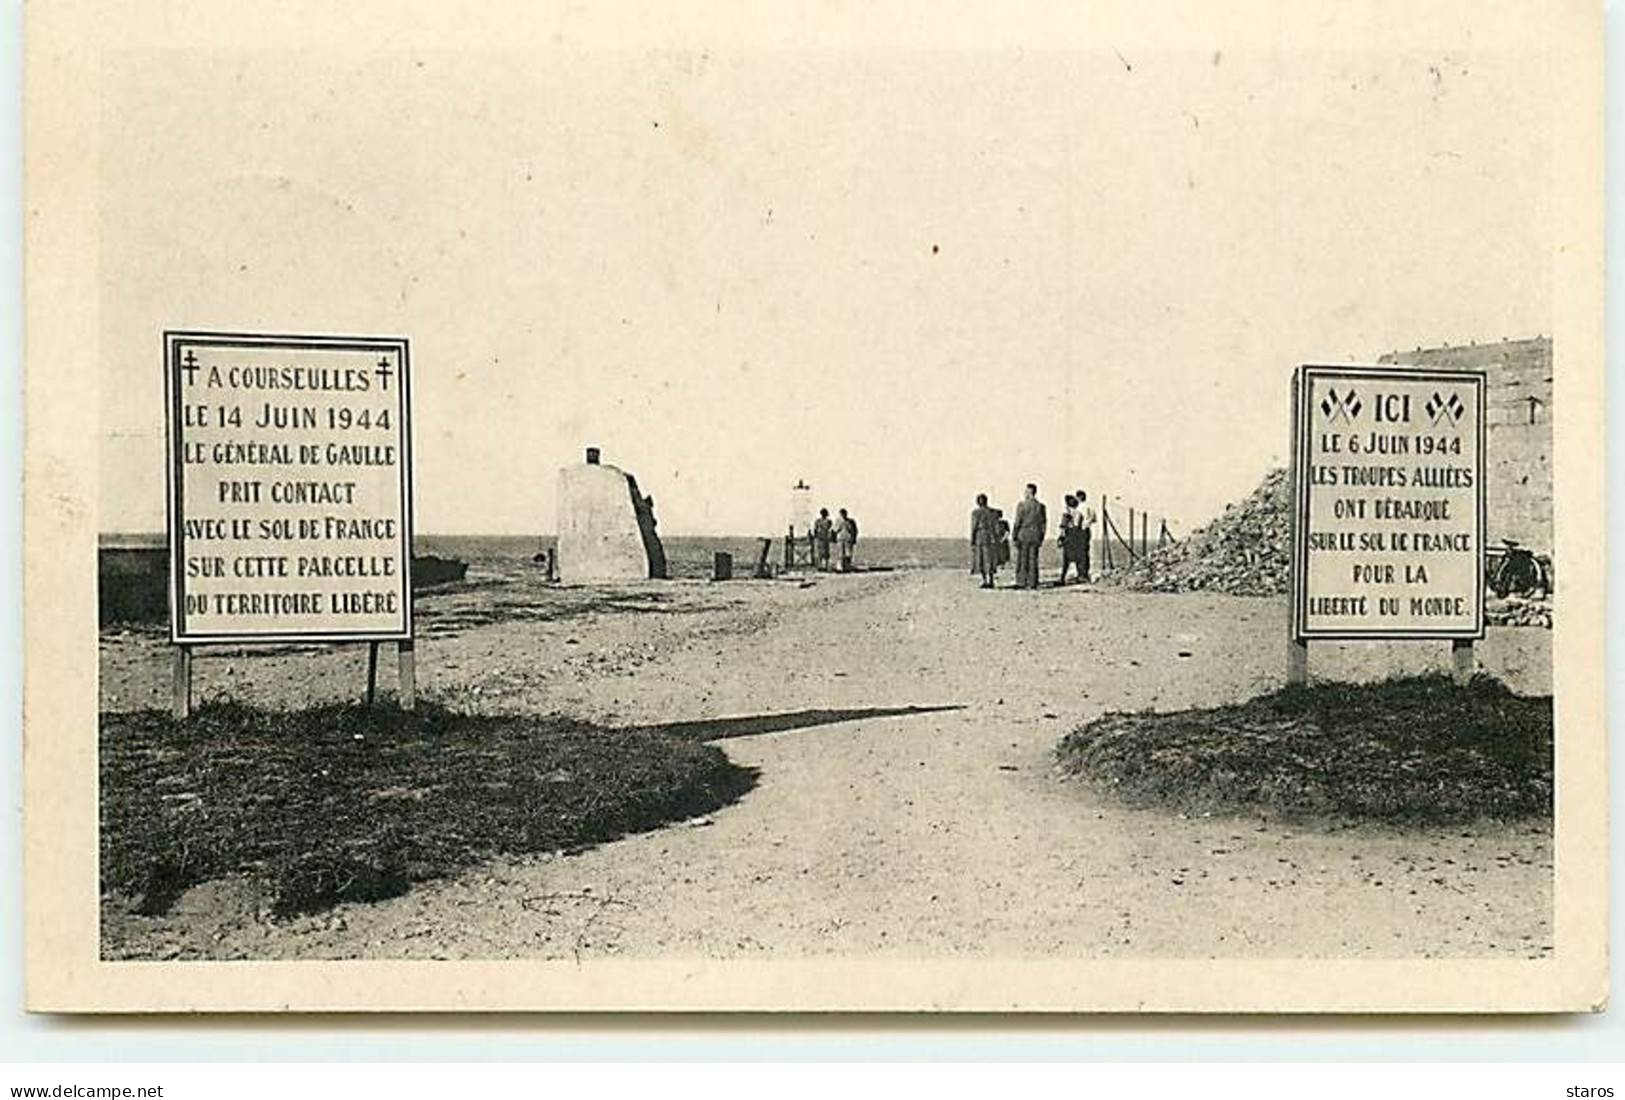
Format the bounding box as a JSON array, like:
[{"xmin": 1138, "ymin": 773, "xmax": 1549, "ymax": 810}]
[
  {"xmin": 1287, "ymin": 637, "xmax": 1309, "ymax": 686},
  {"xmin": 365, "ymin": 641, "xmax": 380, "ymax": 707},
  {"xmin": 1287, "ymin": 369, "xmax": 1306, "ymax": 685},
  {"xmin": 171, "ymin": 645, "xmax": 192, "ymax": 720},
  {"xmin": 399, "ymin": 639, "xmax": 417, "ymax": 709},
  {"xmin": 1451, "ymin": 638, "xmax": 1475, "ymax": 686}
]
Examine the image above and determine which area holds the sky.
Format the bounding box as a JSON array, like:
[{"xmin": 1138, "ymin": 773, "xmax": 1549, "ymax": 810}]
[{"xmin": 98, "ymin": 45, "xmax": 1552, "ymax": 537}]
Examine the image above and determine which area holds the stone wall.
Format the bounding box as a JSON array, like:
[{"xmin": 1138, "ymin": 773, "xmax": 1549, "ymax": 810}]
[{"xmin": 1377, "ymin": 337, "xmax": 1552, "ymax": 553}]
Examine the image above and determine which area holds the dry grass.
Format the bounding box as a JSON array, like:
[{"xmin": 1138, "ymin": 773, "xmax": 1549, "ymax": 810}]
[
  {"xmin": 100, "ymin": 701, "xmax": 757, "ymax": 916},
  {"xmin": 1057, "ymin": 674, "xmax": 1552, "ymax": 826}
]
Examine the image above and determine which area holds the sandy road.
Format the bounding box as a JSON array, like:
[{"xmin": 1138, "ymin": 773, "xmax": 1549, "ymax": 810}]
[{"xmin": 102, "ymin": 568, "xmax": 1552, "ymax": 961}]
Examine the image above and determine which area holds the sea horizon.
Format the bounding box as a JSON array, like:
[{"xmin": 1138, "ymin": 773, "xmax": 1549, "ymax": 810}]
[
  {"xmin": 100, "ymin": 530, "xmax": 1142, "ymax": 577},
  {"xmin": 97, "ymin": 530, "xmax": 983, "ymax": 546}
]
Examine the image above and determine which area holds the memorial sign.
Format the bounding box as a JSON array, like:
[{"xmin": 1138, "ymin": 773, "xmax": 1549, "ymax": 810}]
[
  {"xmin": 165, "ymin": 331, "xmax": 413, "ymax": 645},
  {"xmin": 1291, "ymin": 364, "xmax": 1485, "ymax": 642}
]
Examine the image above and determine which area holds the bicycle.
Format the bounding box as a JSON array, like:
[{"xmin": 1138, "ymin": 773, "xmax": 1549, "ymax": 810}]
[{"xmin": 1485, "ymin": 539, "xmax": 1552, "ymax": 599}]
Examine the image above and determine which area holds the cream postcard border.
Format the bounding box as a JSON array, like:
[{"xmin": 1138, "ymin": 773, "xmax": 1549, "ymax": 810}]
[{"xmin": 23, "ymin": 0, "xmax": 1607, "ymax": 1013}]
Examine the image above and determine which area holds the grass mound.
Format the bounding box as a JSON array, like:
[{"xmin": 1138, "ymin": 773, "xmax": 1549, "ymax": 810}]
[
  {"xmin": 100, "ymin": 701, "xmax": 757, "ymax": 916},
  {"xmin": 1056, "ymin": 675, "xmax": 1551, "ymax": 826}
]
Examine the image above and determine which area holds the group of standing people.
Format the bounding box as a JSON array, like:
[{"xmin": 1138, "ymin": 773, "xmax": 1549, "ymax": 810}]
[
  {"xmin": 970, "ymin": 485, "xmax": 1095, "ymax": 589},
  {"xmin": 811, "ymin": 507, "xmax": 860, "ymax": 572}
]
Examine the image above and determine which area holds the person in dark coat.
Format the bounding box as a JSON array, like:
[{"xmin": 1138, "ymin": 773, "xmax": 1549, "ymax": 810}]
[
  {"xmin": 812, "ymin": 508, "xmax": 834, "ymax": 571},
  {"xmin": 1057, "ymin": 493, "xmax": 1086, "ymax": 586},
  {"xmin": 970, "ymin": 493, "xmax": 1001, "ymax": 588},
  {"xmin": 1011, "ymin": 483, "xmax": 1047, "ymax": 589},
  {"xmin": 835, "ymin": 507, "xmax": 857, "ymax": 572}
]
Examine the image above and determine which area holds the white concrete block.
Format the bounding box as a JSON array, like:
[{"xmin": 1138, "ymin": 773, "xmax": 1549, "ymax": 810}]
[{"xmin": 557, "ymin": 459, "xmax": 665, "ymax": 583}]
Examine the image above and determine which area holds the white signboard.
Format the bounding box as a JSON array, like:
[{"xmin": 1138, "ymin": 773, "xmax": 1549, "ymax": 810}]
[
  {"xmin": 787, "ymin": 483, "xmax": 816, "ymax": 534},
  {"xmin": 165, "ymin": 331, "xmax": 414, "ymax": 643},
  {"xmin": 1292, "ymin": 364, "xmax": 1485, "ymax": 640}
]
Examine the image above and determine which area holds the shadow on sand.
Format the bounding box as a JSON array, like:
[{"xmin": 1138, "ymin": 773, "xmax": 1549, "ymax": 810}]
[
  {"xmin": 640, "ymin": 704, "xmax": 965, "ymax": 743},
  {"xmin": 416, "ymin": 588, "xmax": 695, "ymax": 638}
]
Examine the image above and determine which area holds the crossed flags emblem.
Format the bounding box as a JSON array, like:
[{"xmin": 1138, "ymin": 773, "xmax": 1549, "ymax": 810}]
[
  {"xmin": 1425, "ymin": 390, "xmax": 1466, "ymax": 426},
  {"xmin": 1319, "ymin": 387, "xmax": 1362, "ymax": 423}
]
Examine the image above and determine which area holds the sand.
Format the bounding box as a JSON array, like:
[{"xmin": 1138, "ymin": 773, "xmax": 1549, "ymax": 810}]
[{"xmin": 99, "ymin": 567, "xmax": 1552, "ymax": 961}]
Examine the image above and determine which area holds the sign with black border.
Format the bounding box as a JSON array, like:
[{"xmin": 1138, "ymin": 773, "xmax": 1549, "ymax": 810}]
[
  {"xmin": 1291, "ymin": 364, "xmax": 1485, "ymax": 642},
  {"xmin": 164, "ymin": 330, "xmax": 414, "ymax": 645}
]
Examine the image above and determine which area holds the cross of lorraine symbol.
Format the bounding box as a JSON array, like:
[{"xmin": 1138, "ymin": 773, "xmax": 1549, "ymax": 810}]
[
  {"xmin": 1425, "ymin": 390, "xmax": 1465, "ymax": 426},
  {"xmin": 1319, "ymin": 386, "xmax": 1361, "ymax": 423}
]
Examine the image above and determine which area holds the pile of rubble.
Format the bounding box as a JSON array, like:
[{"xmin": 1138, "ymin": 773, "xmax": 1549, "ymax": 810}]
[
  {"xmin": 1486, "ymin": 595, "xmax": 1553, "ymax": 629},
  {"xmin": 1104, "ymin": 468, "xmax": 1290, "ymax": 597}
]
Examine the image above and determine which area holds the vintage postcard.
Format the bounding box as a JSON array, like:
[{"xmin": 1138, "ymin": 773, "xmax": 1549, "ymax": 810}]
[{"xmin": 24, "ymin": 0, "xmax": 1606, "ymax": 1011}]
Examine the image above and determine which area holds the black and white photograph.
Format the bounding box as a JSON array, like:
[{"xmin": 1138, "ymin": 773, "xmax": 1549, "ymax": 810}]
[{"xmin": 22, "ymin": 0, "xmax": 1606, "ymax": 1012}]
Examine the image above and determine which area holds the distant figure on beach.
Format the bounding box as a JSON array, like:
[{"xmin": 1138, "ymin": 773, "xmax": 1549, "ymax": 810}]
[
  {"xmin": 1074, "ymin": 489, "xmax": 1096, "ymax": 583},
  {"xmin": 996, "ymin": 510, "xmax": 1011, "ymax": 570},
  {"xmin": 1012, "ymin": 483, "xmax": 1047, "ymax": 589},
  {"xmin": 813, "ymin": 508, "xmax": 834, "ymax": 571},
  {"xmin": 1057, "ymin": 494, "xmax": 1085, "ymax": 586},
  {"xmin": 970, "ymin": 493, "xmax": 1001, "ymax": 588},
  {"xmin": 836, "ymin": 508, "xmax": 858, "ymax": 572}
]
